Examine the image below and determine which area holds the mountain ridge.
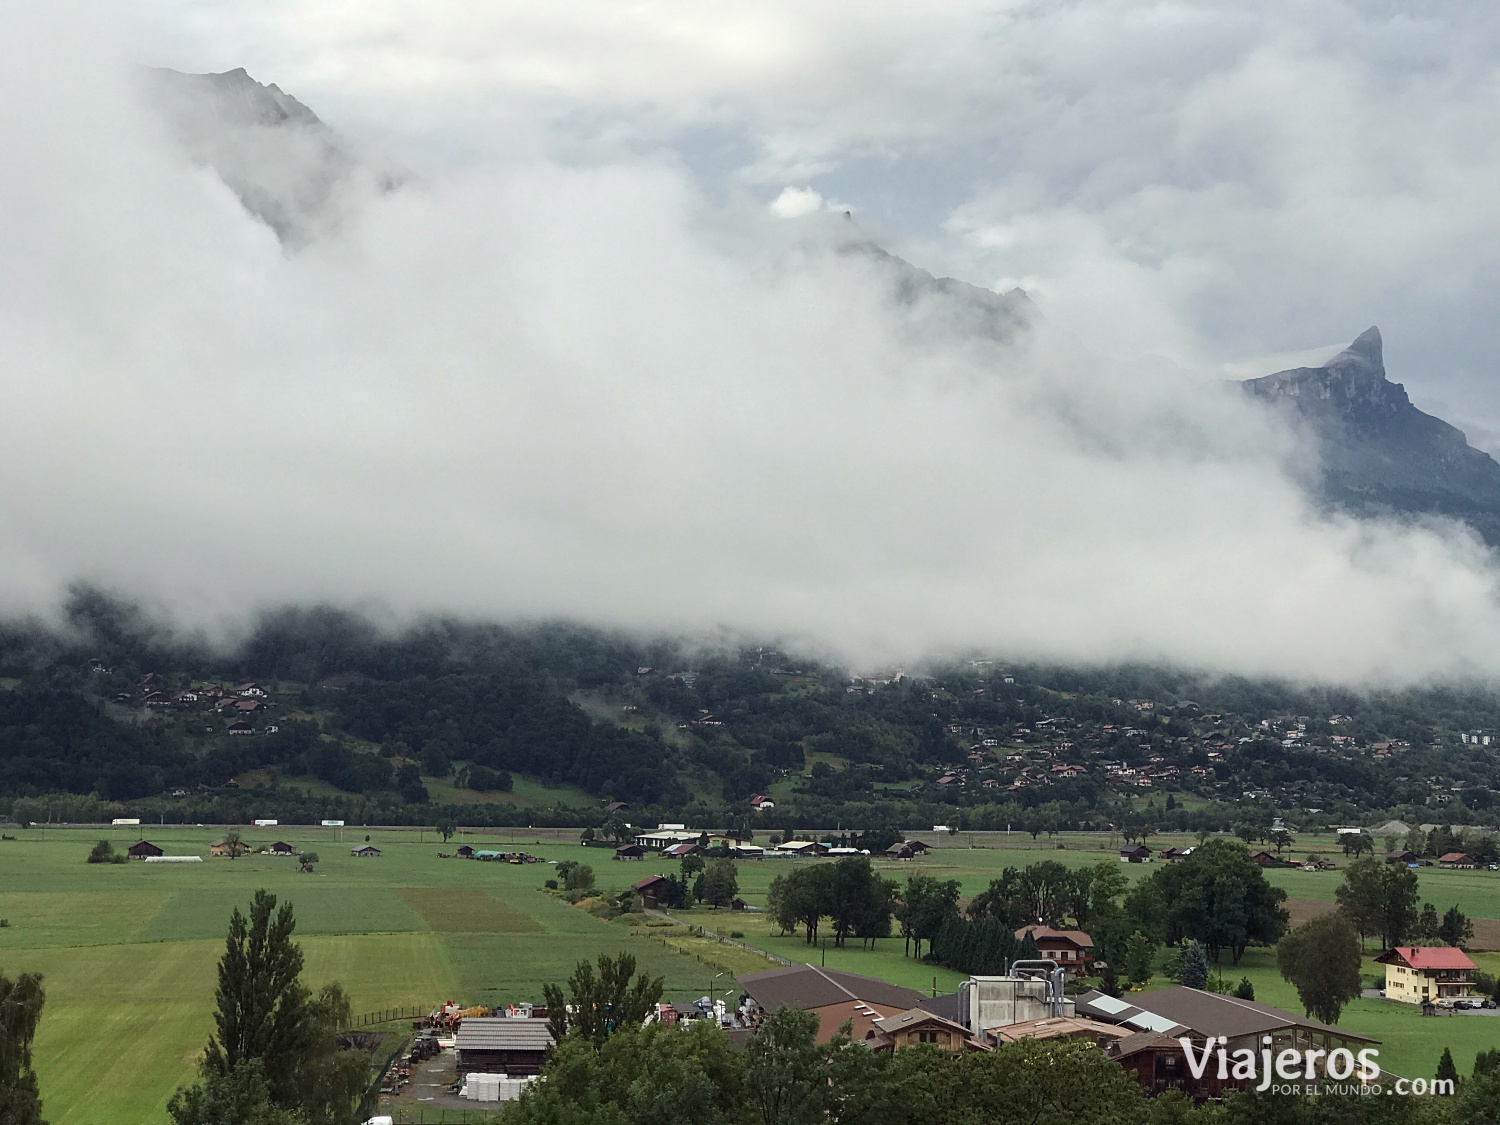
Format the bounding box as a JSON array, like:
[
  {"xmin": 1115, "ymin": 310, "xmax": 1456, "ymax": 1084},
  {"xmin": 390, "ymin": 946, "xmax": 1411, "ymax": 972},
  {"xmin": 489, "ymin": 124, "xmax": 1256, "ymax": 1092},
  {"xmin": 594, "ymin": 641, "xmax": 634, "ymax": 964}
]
[{"xmin": 1243, "ymin": 327, "xmax": 1500, "ymax": 544}]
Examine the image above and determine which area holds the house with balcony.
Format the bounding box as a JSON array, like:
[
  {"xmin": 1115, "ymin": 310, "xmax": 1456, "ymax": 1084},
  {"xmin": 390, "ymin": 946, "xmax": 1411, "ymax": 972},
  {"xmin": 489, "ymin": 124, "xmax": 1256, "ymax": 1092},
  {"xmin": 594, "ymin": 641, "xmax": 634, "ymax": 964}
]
[{"xmin": 1375, "ymin": 946, "xmax": 1477, "ymax": 1005}]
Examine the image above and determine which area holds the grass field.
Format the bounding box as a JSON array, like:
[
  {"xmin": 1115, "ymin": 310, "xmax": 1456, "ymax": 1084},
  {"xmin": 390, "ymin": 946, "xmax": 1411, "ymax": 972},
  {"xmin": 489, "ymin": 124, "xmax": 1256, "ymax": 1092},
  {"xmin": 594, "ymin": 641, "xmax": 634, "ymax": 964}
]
[
  {"xmin": 0, "ymin": 828, "xmax": 772, "ymax": 1124},
  {"xmin": 9, "ymin": 827, "xmax": 1500, "ymax": 1121}
]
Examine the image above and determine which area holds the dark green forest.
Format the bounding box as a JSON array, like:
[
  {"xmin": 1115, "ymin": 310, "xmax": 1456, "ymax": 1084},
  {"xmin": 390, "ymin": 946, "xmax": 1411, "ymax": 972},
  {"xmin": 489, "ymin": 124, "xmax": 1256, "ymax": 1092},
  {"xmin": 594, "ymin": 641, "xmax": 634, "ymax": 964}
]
[{"xmin": 5, "ymin": 586, "xmax": 1500, "ymax": 830}]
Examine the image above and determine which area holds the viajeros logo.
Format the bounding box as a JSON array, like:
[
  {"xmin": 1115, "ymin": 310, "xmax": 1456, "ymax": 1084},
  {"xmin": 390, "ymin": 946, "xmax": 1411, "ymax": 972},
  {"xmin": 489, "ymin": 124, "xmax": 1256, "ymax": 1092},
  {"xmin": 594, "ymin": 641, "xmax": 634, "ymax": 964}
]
[{"xmin": 1178, "ymin": 1037, "xmax": 1449, "ymax": 1095}]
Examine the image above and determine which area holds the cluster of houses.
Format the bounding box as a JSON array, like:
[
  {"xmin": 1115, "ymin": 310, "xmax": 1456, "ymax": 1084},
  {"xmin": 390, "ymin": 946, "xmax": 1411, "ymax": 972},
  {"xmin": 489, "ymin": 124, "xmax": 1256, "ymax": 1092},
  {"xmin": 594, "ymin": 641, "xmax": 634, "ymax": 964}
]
[
  {"xmin": 442, "ymin": 952, "xmax": 1420, "ymax": 1101},
  {"xmin": 116, "ymin": 673, "xmax": 279, "ymax": 737}
]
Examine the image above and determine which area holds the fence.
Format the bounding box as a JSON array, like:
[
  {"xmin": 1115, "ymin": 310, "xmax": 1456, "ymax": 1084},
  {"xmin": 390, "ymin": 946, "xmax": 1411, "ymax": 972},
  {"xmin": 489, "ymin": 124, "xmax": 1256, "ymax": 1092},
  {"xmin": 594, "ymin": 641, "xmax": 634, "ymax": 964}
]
[
  {"xmin": 389, "ymin": 1109, "xmax": 502, "ymax": 1124},
  {"xmin": 352, "ymin": 1005, "xmax": 427, "ymax": 1027}
]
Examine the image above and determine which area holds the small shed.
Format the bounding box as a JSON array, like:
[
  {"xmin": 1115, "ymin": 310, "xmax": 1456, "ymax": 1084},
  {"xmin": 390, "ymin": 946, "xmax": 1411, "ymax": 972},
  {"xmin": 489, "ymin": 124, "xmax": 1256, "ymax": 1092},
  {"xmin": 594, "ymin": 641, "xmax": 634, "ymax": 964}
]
[
  {"xmin": 127, "ymin": 840, "xmax": 164, "ymax": 860},
  {"xmin": 351, "ymin": 845, "xmax": 382, "ymax": 858},
  {"xmin": 456, "ymin": 845, "xmax": 475, "ymax": 859},
  {"xmin": 633, "ymin": 874, "xmax": 673, "ymax": 905}
]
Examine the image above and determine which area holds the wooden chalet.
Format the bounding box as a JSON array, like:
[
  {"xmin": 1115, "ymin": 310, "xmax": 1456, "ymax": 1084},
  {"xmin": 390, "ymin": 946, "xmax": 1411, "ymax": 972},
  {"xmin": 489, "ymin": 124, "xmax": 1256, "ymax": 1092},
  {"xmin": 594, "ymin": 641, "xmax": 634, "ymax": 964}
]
[
  {"xmin": 127, "ymin": 840, "xmax": 163, "ymax": 860},
  {"xmin": 455, "ymin": 1017, "xmax": 554, "ymax": 1077}
]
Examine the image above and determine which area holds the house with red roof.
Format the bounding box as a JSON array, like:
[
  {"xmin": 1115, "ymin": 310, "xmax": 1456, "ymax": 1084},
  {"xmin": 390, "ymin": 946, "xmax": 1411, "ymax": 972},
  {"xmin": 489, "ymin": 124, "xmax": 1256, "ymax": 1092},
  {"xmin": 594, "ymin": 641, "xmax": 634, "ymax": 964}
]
[
  {"xmin": 1375, "ymin": 946, "xmax": 1477, "ymax": 1005},
  {"xmin": 1015, "ymin": 924, "xmax": 1095, "ymax": 978}
]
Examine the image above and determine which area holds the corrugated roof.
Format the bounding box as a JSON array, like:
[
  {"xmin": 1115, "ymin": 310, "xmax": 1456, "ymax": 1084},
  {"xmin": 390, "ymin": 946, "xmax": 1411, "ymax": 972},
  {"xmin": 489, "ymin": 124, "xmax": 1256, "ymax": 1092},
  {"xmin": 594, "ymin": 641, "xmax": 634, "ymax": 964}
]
[
  {"xmin": 917, "ymin": 992, "xmax": 963, "ymax": 1023},
  {"xmin": 739, "ymin": 964, "xmax": 926, "ymax": 1013},
  {"xmin": 989, "ymin": 1016, "xmax": 1129, "ymax": 1043},
  {"xmin": 455, "ymin": 1018, "xmax": 555, "ymax": 1052},
  {"xmin": 1114, "ymin": 987, "xmax": 1376, "ymax": 1043}
]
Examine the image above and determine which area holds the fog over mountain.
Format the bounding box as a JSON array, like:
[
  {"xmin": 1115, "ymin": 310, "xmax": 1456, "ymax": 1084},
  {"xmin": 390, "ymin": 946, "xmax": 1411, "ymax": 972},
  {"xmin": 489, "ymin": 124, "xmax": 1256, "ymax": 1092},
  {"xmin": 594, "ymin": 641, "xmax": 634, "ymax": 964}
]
[{"xmin": 6, "ymin": 10, "xmax": 1500, "ymax": 684}]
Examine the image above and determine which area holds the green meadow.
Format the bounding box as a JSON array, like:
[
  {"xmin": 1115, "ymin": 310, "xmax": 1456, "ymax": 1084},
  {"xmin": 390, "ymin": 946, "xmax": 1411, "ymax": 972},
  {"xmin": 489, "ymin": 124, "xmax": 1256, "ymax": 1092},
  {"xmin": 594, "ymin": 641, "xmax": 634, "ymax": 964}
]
[
  {"xmin": 7, "ymin": 826, "xmax": 1500, "ymax": 1121},
  {"xmin": 0, "ymin": 827, "xmax": 766, "ymax": 1125}
]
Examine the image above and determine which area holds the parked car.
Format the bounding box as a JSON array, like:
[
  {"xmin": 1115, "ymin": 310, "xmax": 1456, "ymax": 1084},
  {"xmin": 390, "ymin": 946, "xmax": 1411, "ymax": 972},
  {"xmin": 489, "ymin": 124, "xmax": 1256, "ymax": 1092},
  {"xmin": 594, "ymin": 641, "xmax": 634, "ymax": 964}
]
[
  {"xmin": 1453, "ymin": 1000, "xmax": 1475, "ymax": 1010},
  {"xmin": 1484, "ymin": 1000, "xmax": 1498, "ymax": 1009}
]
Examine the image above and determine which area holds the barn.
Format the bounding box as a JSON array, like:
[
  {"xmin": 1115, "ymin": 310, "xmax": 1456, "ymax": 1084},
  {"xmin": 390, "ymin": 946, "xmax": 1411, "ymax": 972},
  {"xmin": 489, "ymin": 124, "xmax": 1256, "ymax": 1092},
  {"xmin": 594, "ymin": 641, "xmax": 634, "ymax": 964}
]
[
  {"xmin": 455, "ymin": 1017, "xmax": 555, "ymax": 1077},
  {"xmin": 127, "ymin": 841, "xmax": 164, "ymax": 860}
]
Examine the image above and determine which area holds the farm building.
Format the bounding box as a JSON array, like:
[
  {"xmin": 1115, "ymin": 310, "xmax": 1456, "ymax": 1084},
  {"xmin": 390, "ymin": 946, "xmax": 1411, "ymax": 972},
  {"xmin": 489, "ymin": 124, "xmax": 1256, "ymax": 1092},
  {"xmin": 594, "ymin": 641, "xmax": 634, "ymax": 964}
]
[
  {"xmin": 126, "ymin": 841, "xmax": 164, "ymax": 860},
  {"xmin": 1439, "ymin": 852, "xmax": 1477, "ymax": 869},
  {"xmin": 632, "ymin": 875, "xmax": 673, "ymax": 905},
  {"xmin": 455, "ymin": 1017, "xmax": 554, "ymax": 1077},
  {"xmin": 1118, "ymin": 845, "xmax": 1152, "ymax": 863},
  {"xmin": 1078, "ymin": 987, "xmax": 1379, "ymax": 1097},
  {"xmin": 270, "ymin": 842, "xmax": 297, "ymax": 856},
  {"xmin": 456, "ymin": 845, "xmax": 475, "ymax": 858},
  {"xmin": 613, "ymin": 845, "xmax": 645, "ymax": 861},
  {"xmin": 739, "ymin": 964, "xmax": 927, "ymax": 1043},
  {"xmin": 351, "ymin": 845, "xmax": 382, "ymax": 858}
]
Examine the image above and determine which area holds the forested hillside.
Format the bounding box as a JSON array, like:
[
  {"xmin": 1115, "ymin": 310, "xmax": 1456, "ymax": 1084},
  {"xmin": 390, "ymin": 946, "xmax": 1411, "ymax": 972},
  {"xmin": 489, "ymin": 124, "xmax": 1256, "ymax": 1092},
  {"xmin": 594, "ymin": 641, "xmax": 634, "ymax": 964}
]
[{"xmin": 5, "ymin": 587, "xmax": 1500, "ymax": 832}]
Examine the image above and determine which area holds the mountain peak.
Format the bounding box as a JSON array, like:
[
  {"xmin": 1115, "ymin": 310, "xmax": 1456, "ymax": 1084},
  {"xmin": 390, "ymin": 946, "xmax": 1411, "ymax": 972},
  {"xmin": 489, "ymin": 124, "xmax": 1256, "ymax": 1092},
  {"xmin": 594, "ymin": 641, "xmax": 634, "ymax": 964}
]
[
  {"xmin": 1242, "ymin": 327, "xmax": 1500, "ymax": 545},
  {"xmin": 1326, "ymin": 325, "xmax": 1383, "ymax": 377}
]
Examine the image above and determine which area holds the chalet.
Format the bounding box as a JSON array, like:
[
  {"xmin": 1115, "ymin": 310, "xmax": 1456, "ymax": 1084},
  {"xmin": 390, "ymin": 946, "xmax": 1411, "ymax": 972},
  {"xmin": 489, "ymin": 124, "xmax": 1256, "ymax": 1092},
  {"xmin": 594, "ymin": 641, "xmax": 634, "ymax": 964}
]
[
  {"xmin": 235, "ymin": 683, "xmax": 267, "ymax": 697},
  {"xmin": 209, "ymin": 838, "xmax": 235, "ymax": 858},
  {"xmin": 1376, "ymin": 946, "xmax": 1477, "ymax": 1005},
  {"xmin": 1439, "ymin": 852, "xmax": 1476, "ymax": 870},
  {"xmin": 175, "ymin": 691, "xmax": 200, "ymax": 704},
  {"xmin": 603, "ymin": 801, "xmax": 630, "ymax": 814},
  {"xmin": 870, "ymin": 1008, "xmax": 984, "ymax": 1053},
  {"xmin": 632, "ymin": 874, "xmax": 673, "ymax": 905},
  {"xmin": 1386, "ymin": 849, "xmax": 1419, "ymax": 866},
  {"xmin": 455, "ymin": 1017, "xmax": 554, "ymax": 1077},
  {"xmin": 663, "ymin": 841, "xmax": 704, "ymax": 858},
  {"xmin": 1118, "ymin": 844, "xmax": 1152, "ymax": 864},
  {"xmin": 1250, "ymin": 850, "xmax": 1278, "ymax": 867},
  {"xmin": 749, "ymin": 795, "xmax": 776, "ymax": 811},
  {"xmin": 351, "ymin": 845, "xmax": 381, "ymax": 858},
  {"xmin": 228, "ymin": 720, "xmax": 255, "ymax": 736},
  {"xmin": 233, "ymin": 699, "xmax": 265, "ymax": 713},
  {"xmin": 126, "ymin": 840, "xmax": 163, "ymax": 860},
  {"xmin": 456, "ymin": 845, "xmax": 475, "ymax": 858},
  {"xmin": 1014, "ymin": 925, "xmax": 1094, "ymax": 978},
  {"xmin": 1160, "ymin": 846, "xmax": 1194, "ymax": 862},
  {"xmin": 885, "ymin": 843, "xmax": 921, "ymax": 860},
  {"xmin": 269, "ymin": 841, "xmax": 296, "ymax": 856},
  {"xmin": 613, "ymin": 844, "xmax": 646, "ymax": 861},
  {"xmin": 739, "ymin": 964, "xmax": 927, "ymax": 1043}
]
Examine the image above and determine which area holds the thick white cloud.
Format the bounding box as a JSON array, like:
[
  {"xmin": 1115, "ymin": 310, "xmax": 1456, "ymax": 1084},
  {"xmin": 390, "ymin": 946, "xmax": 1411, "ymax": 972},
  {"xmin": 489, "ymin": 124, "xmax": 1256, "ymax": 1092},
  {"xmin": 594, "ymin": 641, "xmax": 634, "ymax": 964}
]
[
  {"xmin": 6, "ymin": 4, "xmax": 1500, "ymax": 683},
  {"xmin": 130, "ymin": 2, "xmax": 1500, "ymax": 429}
]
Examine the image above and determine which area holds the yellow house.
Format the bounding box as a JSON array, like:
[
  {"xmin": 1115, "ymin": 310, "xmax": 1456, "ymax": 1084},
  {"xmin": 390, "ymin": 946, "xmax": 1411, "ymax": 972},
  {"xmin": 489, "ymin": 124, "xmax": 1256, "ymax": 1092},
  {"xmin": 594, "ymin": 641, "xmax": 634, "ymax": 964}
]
[{"xmin": 1376, "ymin": 946, "xmax": 1476, "ymax": 1004}]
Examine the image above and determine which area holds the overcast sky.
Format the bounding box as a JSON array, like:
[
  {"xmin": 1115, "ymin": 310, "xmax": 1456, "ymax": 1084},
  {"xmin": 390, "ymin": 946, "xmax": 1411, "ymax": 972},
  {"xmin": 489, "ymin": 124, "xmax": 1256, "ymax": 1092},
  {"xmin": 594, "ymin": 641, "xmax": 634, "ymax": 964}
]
[{"xmin": 7, "ymin": 2, "xmax": 1500, "ymax": 681}]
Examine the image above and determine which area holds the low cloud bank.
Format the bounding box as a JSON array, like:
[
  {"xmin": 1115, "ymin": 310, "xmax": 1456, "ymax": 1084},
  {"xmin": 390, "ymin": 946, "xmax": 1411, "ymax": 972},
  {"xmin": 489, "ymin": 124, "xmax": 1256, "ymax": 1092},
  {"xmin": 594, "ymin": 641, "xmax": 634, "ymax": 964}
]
[{"xmin": 2, "ymin": 20, "xmax": 1500, "ymax": 683}]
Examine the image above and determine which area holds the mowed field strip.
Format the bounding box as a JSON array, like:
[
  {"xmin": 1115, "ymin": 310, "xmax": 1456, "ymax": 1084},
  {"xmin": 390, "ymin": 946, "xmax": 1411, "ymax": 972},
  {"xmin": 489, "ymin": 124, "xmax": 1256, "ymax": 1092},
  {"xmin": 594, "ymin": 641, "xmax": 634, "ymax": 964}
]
[{"xmin": 6, "ymin": 827, "xmax": 1500, "ymax": 1120}]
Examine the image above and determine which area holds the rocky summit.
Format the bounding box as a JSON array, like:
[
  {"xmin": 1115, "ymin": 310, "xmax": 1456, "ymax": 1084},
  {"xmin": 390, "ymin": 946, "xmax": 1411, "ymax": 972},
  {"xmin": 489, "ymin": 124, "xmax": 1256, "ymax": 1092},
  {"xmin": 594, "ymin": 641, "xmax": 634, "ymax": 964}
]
[{"xmin": 1244, "ymin": 327, "xmax": 1500, "ymax": 545}]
